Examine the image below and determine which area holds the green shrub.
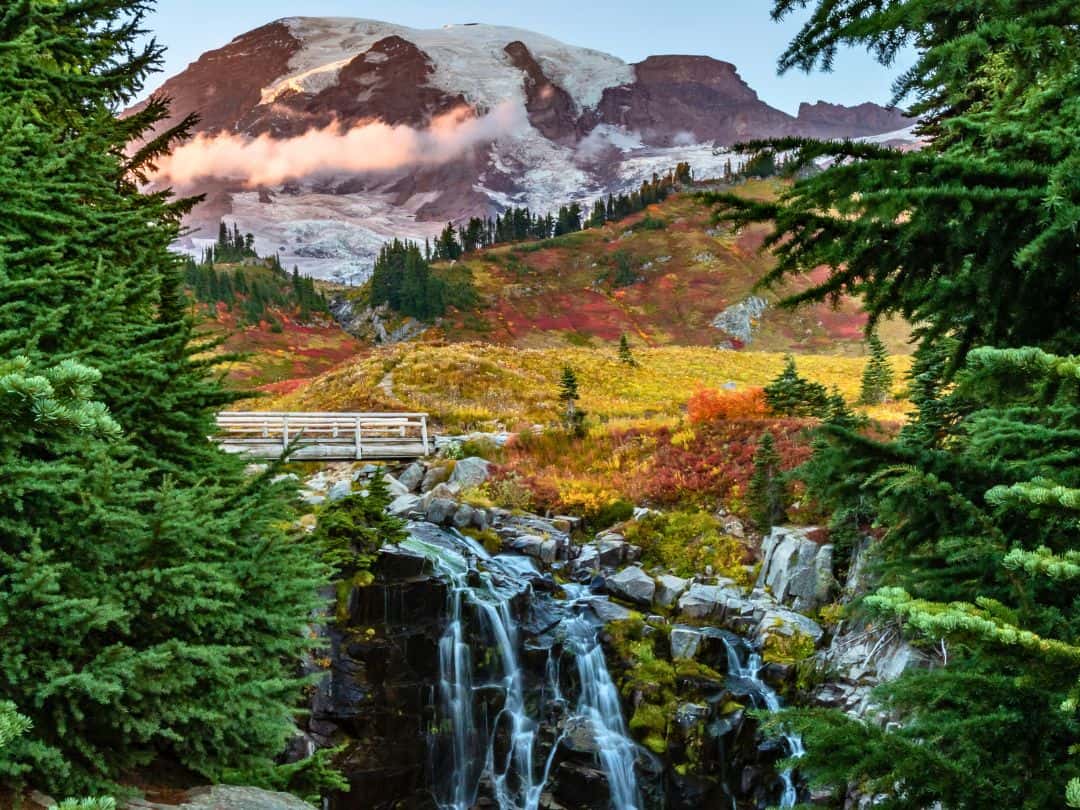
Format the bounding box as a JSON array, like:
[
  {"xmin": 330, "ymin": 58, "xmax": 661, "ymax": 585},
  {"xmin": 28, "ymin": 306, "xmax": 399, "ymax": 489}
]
[{"xmin": 622, "ymin": 510, "xmax": 750, "ymax": 584}]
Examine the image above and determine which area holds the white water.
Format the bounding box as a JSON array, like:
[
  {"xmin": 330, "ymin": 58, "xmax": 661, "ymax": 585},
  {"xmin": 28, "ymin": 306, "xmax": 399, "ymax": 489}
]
[
  {"xmin": 404, "ymin": 526, "xmax": 641, "ymax": 810},
  {"xmin": 721, "ymin": 636, "xmax": 805, "ymax": 808}
]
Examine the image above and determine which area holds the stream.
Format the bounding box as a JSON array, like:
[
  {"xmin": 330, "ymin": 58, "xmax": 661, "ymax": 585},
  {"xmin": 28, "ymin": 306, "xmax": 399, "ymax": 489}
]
[{"xmin": 395, "ymin": 522, "xmax": 801, "ymax": 810}]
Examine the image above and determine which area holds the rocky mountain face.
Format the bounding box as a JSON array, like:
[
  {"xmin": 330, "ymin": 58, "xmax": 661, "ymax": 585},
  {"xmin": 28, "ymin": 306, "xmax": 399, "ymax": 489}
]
[{"xmin": 141, "ymin": 17, "xmax": 912, "ymax": 279}]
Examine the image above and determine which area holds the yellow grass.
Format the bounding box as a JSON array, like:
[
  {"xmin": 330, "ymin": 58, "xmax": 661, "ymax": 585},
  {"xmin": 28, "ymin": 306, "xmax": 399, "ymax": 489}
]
[{"xmin": 271, "ymin": 343, "xmax": 913, "ymax": 431}]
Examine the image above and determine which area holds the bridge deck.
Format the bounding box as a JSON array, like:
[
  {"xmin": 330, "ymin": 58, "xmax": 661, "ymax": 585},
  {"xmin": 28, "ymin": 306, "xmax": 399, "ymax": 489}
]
[{"xmin": 214, "ymin": 411, "xmax": 430, "ymax": 460}]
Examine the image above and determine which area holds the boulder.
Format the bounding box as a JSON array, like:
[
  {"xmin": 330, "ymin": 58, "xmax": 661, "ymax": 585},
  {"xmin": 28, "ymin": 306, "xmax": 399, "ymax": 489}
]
[
  {"xmin": 420, "ymin": 463, "xmax": 452, "ymax": 493},
  {"xmin": 588, "ymin": 598, "xmax": 636, "ymax": 622},
  {"xmin": 327, "ymin": 480, "xmax": 353, "ymax": 502},
  {"xmin": 654, "ymin": 574, "xmax": 690, "ymax": 608},
  {"xmin": 756, "ymin": 606, "xmax": 825, "ymax": 644},
  {"xmin": 425, "ymin": 498, "xmax": 457, "ymax": 526},
  {"xmin": 452, "ymin": 504, "xmax": 477, "ymax": 530},
  {"xmin": 670, "ymin": 626, "xmax": 703, "ymax": 660},
  {"xmin": 128, "ymin": 785, "xmax": 313, "ymax": 810},
  {"xmin": 677, "ymin": 583, "xmax": 727, "ymax": 619},
  {"xmin": 388, "ymin": 494, "xmax": 422, "ymax": 517},
  {"xmin": 606, "ymin": 566, "xmax": 656, "ymax": 606},
  {"xmin": 449, "ymin": 456, "xmax": 492, "ymax": 489},
  {"xmin": 756, "ymin": 526, "xmax": 834, "ymax": 612},
  {"xmin": 398, "ymin": 461, "xmax": 426, "ymax": 492},
  {"xmin": 383, "ymin": 475, "xmax": 410, "ymax": 498}
]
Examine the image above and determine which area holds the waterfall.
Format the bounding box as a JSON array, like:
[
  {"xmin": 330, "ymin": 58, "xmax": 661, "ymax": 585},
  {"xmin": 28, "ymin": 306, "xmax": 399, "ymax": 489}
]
[
  {"xmin": 721, "ymin": 636, "xmax": 805, "ymax": 808},
  {"xmin": 563, "ymin": 613, "xmax": 642, "ymax": 810},
  {"xmin": 403, "ymin": 524, "xmax": 641, "ymax": 810}
]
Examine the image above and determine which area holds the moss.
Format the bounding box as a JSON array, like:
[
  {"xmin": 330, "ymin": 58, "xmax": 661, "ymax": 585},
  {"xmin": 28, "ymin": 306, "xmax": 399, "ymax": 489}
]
[
  {"xmin": 643, "ymin": 733, "xmax": 668, "ymax": 755},
  {"xmin": 761, "ymin": 629, "xmax": 816, "ymax": 665},
  {"xmin": 461, "ymin": 526, "xmax": 502, "ymax": 555},
  {"xmin": 620, "ymin": 510, "xmax": 751, "ymax": 585},
  {"xmin": 674, "ymin": 660, "xmax": 725, "ymax": 683}
]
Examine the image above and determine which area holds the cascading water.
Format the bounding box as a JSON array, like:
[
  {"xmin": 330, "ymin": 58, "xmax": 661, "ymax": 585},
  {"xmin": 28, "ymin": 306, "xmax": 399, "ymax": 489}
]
[
  {"xmin": 721, "ymin": 636, "xmax": 805, "ymax": 808},
  {"xmin": 402, "ymin": 524, "xmax": 641, "ymax": 810}
]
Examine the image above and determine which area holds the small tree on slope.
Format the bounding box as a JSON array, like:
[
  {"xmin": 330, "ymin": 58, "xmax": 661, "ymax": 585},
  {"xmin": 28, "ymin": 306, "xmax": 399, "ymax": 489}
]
[{"xmin": 859, "ymin": 332, "xmax": 894, "ymax": 405}]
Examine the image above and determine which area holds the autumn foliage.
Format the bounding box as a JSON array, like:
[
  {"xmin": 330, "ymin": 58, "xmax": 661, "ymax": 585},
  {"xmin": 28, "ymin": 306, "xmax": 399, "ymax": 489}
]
[{"xmin": 687, "ymin": 386, "xmax": 768, "ymax": 423}]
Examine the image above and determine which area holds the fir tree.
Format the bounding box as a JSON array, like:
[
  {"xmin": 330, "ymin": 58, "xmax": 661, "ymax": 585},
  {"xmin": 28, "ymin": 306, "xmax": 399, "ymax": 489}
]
[
  {"xmin": 859, "ymin": 332, "xmax": 894, "ymax": 405},
  {"xmin": 618, "ymin": 334, "xmax": 638, "ymax": 367},
  {"xmin": 747, "ymin": 432, "xmax": 787, "ymax": 528},
  {"xmin": 763, "ymin": 355, "xmax": 830, "ymax": 417},
  {"xmin": 0, "ymin": 2, "xmax": 328, "ymax": 796},
  {"xmin": 558, "ymin": 366, "xmax": 586, "ymax": 436}
]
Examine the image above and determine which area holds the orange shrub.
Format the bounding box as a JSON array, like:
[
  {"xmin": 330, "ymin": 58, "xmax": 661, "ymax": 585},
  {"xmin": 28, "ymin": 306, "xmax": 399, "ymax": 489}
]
[{"xmin": 687, "ymin": 387, "xmax": 768, "ymax": 423}]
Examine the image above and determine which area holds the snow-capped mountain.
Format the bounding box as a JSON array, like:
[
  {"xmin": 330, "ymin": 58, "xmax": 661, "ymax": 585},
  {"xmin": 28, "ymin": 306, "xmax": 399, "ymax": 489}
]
[{"xmin": 140, "ymin": 17, "xmax": 912, "ymax": 280}]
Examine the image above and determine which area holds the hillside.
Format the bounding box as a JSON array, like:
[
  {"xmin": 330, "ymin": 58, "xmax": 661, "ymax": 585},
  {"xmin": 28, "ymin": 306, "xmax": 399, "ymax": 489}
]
[{"xmin": 341, "ymin": 179, "xmax": 910, "ymax": 355}]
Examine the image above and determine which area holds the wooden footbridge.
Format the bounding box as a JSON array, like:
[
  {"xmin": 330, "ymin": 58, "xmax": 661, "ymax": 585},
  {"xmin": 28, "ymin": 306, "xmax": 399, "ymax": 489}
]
[{"xmin": 215, "ymin": 412, "xmax": 431, "ymax": 460}]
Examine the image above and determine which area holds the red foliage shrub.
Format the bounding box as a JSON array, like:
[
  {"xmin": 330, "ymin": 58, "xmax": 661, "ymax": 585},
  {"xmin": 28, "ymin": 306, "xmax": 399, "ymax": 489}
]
[
  {"xmin": 634, "ymin": 419, "xmax": 814, "ymax": 511},
  {"xmin": 687, "ymin": 387, "xmax": 768, "ymax": 423}
]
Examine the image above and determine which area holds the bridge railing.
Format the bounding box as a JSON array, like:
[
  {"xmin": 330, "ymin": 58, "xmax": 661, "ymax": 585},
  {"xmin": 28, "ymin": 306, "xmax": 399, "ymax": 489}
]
[{"xmin": 214, "ymin": 411, "xmax": 430, "ymax": 460}]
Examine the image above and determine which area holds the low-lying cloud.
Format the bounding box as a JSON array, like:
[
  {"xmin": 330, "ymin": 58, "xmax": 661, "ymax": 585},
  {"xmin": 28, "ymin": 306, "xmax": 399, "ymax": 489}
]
[{"xmin": 152, "ymin": 102, "xmax": 527, "ymax": 187}]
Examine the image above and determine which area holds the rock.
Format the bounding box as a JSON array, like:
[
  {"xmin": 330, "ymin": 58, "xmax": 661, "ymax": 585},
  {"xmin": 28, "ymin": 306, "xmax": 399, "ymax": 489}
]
[
  {"xmin": 129, "ymin": 785, "xmax": 313, "ymax": 810},
  {"xmin": 756, "ymin": 526, "xmax": 835, "ymax": 612},
  {"xmin": 507, "ymin": 533, "xmax": 546, "ymax": 559},
  {"xmin": 452, "ymin": 504, "xmax": 477, "ymax": 529},
  {"xmin": 383, "ymin": 475, "xmax": 410, "ymax": 498},
  {"xmin": 553, "ymin": 515, "xmax": 583, "ymax": 532},
  {"xmin": 720, "ymin": 514, "xmax": 745, "ymax": 539},
  {"xmin": 670, "ymin": 626, "xmax": 703, "ymax": 660},
  {"xmin": 677, "ymin": 582, "xmax": 727, "ymax": 619},
  {"xmin": 606, "ymin": 566, "xmax": 656, "ymax": 606},
  {"xmin": 420, "ymin": 463, "xmax": 452, "ymax": 493},
  {"xmin": 654, "ymin": 574, "xmax": 690, "ymax": 608},
  {"xmin": 327, "ymin": 480, "xmax": 353, "ymax": 502},
  {"xmin": 425, "ymin": 498, "xmax": 457, "ymax": 526},
  {"xmin": 756, "ymin": 606, "xmax": 825, "ymax": 644},
  {"xmin": 398, "ymin": 461, "xmax": 426, "ymax": 492},
  {"xmin": 422, "ymin": 482, "xmax": 461, "ymax": 506},
  {"xmin": 539, "ymin": 538, "xmax": 561, "ymax": 564},
  {"xmin": 449, "ymin": 456, "xmax": 492, "ymax": 489},
  {"xmin": 675, "ymin": 702, "xmax": 710, "ymax": 726},
  {"xmin": 388, "ymin": 493, "xmax": 422, "ymax": 517},
  {"xmin": 588, "ymin": 598, "xmax": 635, "ymax": 622},
  {"xmin": 711, "ymin": 295, "xmax": 768, "ymax": 346}
]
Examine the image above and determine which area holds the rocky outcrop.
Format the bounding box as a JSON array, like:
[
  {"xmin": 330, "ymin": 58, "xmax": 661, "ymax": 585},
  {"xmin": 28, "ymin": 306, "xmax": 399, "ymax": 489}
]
[
  {"xmin": 447, "ymin": 456, "xmax": 491, "ymax": 489},
  {"xmin": 504, "ymin": 40, "xmax": 581, "ymax": 143},
  {"xmin": 605, "ymin": 565, "xmax": 657, "ymax": 606},
  {"xmin": 756, "ymin": 526, "xmax": 835, "ymax": 613},
  {"xmin": 794, "ymin": 100, "xmax": 910, "ymax": 139},
  {"xmin": 711, "ymin": 295, "xmax": 768, "ymax": 348}
]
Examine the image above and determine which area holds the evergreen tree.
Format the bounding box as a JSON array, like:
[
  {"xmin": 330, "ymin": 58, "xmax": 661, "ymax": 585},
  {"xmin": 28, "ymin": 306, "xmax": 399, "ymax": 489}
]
[
  {"xmin": 618, "ymin": 334, "xmax": 637, "ymax": 367},
  {"xmin": 0, "ymin": 2, "xmax": 328, "ymax": 796},
  {"xmin": 859, "ymin": 332, "xmax": 894, "ymax": 405},
  {"xmin": 747, "ymin": 432, "xmax": 787, "ymax": 528},
  {"xmin": 763, "ymin": 355, "xmax": 830, "ymax": 417},
  {"xmin": 558, "ymin": 366, "xmax": 586, "ymax": 436}
]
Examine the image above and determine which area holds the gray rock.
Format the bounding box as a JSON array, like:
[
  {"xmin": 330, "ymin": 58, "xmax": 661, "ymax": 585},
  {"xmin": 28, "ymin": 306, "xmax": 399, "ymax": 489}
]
[
  {"xmin": 756, "ymin": 526, "xmax": 835, "ymax": 613},
  {"xmin": 398, "ymin": 461, "xmax": 426, "ymax": 492},
  {"xmin": 420, "ymin": 464, "xmax": 452, "ymax": 493},
  {"xmin": 383, "ymin": 475, "xmax": 409, "ymax": 498},
  {"xmin": 327, "ymin": 480, "xmax": 353, "ymax": 502},
  {"xmin": 449, "ymin": 456, "xmax": 492, "ymax": 489},
  {"xmin": 388, "ymin": 494, "xmax": 422, "ymax": 517},
  {"xmin": 711, "ymin": 295, "xmax": 768, "ymax": 345},
  {"xmin": 654, "ymin": 574, "xmax": 690, "ymax": 608},
  {"xmin": 452, "ymin": 504, "xmax": 477, "ymax": 529},
  {"xmin": 507, "ymin": 534, "xmax": 546, "ymax": 559},
  {"xmin": 425, "ymin": 498, "xmax": 457, "ymax": 526},
  {"xmin": 606, "ymin": 566, "xmax": 656, "ymax": 606},
  {"xmin": 670, "ymin": 626, "xmax": 703, "ymax": 660},
  {"xmin": 128, "ymin": 785, "xmax": 313, "ymax": 810},
  {"xmin": 756, "ymin": 607, "xmax": 825, "ymax": 644},
  {"xmin": 586, "ymin": 598, "xmax": 635, "ymax": 622},
  {"xmin": 677, "ymin": 583, "xmax": 727, "ymax": 619},
  {"xmin": 539, "ymin": 538, "xmax": 561, "ymax": 564}
]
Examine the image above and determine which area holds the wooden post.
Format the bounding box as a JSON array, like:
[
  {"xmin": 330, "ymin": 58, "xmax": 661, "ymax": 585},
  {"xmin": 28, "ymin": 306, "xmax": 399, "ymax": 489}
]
[
  {"xmin": 420, "ymin": 415, "xmax": 429, "ymax": 456},
  {"xmin": 282, "ymin": 415, "xmax": 289, "ymax": 452},
  {"xmin": 355, "ymin": 415, "xmax": 363, "ymax": 460}
]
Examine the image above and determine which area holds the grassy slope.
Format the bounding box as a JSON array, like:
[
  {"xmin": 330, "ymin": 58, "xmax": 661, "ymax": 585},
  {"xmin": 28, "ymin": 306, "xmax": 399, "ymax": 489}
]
[
  {"xmin": 432, "ymin": 180, "xmax": 910, "ymax": 355},
  {"xmin": 275, "ymin": 342, "xmax": 911, "ymax": 431},
  {"xmin": 190, "ymin": 263, "xmax": 362, "ymax": 394}
]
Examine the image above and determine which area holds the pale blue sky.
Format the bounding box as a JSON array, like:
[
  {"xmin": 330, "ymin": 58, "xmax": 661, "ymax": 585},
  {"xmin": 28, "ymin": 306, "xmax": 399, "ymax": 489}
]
[{"xmin": 143, "ymin": 1, "xmax": 913, "ymax": 115}]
